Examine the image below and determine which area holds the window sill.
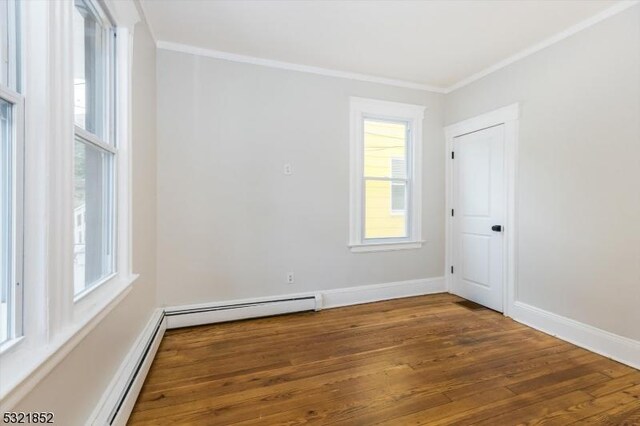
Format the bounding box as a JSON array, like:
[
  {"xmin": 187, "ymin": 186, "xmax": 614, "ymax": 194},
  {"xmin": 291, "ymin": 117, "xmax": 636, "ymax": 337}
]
[
  {"xmin": 0, "ymin": 336, "xmax": 25, "ymax": 356},
  {"xmin": 349, "ymin": 241, "xmax": 424, "ymax": 253},
  {"xmin": 73, "ymin": 272, "xmax": 118, "ymax": 304},
  {"xmin": 0, "ymin": 274, "xmax": 138, "ymax": 409}
]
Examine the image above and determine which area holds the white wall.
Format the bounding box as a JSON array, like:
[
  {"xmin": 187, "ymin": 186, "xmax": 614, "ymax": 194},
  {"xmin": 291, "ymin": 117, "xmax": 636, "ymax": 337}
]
[
  {"xmin": 156, "ymin": 50, "xmax": 445, "ymax": 306},
  {"xmin": 13, "ymin": 21, "xmax": 158, "ymax": 424},
  {"xmin": 445, "ymin": 5, "xmax": 640, "ymax": 341}
]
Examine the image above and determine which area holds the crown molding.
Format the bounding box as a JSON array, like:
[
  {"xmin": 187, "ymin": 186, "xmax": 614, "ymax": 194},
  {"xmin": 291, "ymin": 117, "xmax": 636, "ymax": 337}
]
[
  {"xmin": 152, "ymin": 0, "xmax": 638, "ymax": 95},
  {"xmin": 155, "ymin": 41, "xmax": 448, "ymax": 94},
  {"xmin": 447, "ymin": 0, "xmax": 640, "ymax": 93}
]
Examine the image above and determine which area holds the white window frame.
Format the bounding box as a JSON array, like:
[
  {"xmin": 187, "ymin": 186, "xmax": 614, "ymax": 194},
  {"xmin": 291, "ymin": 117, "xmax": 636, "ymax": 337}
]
[
  {"xmin": 72, "ymin": 0, "xmax": 118, "ymax": 301},
  {"xmin": 349, "ymin": 97, "xmax": 425, "ymax": 253},
  {"xmin": 0, "ymin": 0, "xmax": 140, "ymax": 409},
  {"xmin": 69, "ymin": 0, "xmax": 138, "ymax": 334},
  {"xmin": 0, "ymin": 30, "xmax": 25, "ymax": 350}
]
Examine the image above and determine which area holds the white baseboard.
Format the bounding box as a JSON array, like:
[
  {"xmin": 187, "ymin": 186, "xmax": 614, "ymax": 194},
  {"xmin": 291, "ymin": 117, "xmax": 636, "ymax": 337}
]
[
  {"xmin": 165, "ymin": 296, "xmax": 319, "ymax": 329},
  {"xmin": 89, "ymin": 309, "xmax": 166, "ymax": 425},
  {"xmin": 163, "ymin": 277, "xmax": 445, "ymax": 329},
  {"xmin": 511, "ymin": 301, "xmax": 640, "ymax": 370},
  {"xmin": 320, "ymin": 277, "xmax": 446, "ymax": 309}
]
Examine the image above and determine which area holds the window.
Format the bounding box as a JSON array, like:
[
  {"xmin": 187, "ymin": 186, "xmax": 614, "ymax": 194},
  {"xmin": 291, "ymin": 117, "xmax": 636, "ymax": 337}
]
[
  {"xmin": 0, "ymin": 0, "xmax": 22, "ymax": 345},
  {"xmin": 73, "ymin": 0, "xmax": 116, "ymax": 297},
  {"xmin": 349, "ymin": 98, "xmax": 424, "ymax": 252},
  {"xmin": 0, "ymin": 0, "xmax": 138, "ymax": 403}
]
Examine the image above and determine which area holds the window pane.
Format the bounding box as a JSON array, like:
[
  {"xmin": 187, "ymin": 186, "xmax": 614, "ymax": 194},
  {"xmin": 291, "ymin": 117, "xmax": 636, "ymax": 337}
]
[
  {"xmin": 365, "ymin": 179, "xmax": 407, "ymax": 239},
  {"xmin": 0, "ymin": 0, "xmax": 8, "ymax": 87},
  {"xmin": 364, "ymin": 119, "xmax": 407, "ymax": 178},
  {"xmin": 1, "ymin": 98, "xmax": 13, "ymax": 343},
  {"xmin": 0, "ymin": 0, "xmax": 19, "ymax": 91},
  {"xmin": 74, "ymin": 139, "xmax": 114, "ymax": 295},
  {"xmin": 73, "ymin": 0, "xmax": 107, "ymax": 139},
  {"xmin": 391, "ymin": 182, "xmax": 406, "ymax": 213}
]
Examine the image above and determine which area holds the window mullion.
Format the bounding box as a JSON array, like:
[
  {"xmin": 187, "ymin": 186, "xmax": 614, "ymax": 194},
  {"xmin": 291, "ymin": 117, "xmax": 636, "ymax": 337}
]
[
  {"xmin": 0, "ymin": 86, "xmax": 21, "ymax": 105},
  {"xmin": 74, "ymin": 125, "xmax": 116, "ymax": 154},
  {"xmin": 362, "ymin": 176, "xmax": 408, "ymax": 182}
]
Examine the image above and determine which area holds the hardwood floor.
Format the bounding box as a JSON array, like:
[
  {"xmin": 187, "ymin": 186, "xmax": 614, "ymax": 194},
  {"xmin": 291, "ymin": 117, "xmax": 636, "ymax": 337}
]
[{"xmin": 129, "ymin": 294, "xmax": 640, "ymax": 425}]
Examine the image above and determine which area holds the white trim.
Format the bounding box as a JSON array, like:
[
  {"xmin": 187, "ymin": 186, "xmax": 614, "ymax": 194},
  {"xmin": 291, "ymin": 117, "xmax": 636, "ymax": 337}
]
[
  {"xmin": 153, "ymin": 2, "xmax": 639, "ymax": 94},
  {"xmin": 0, "ymin": 85, "xmax": 21, "ymax": 105},
  {"xmin": 48, "ymin": 0, "xmax": 76, "ymax": 349},
  {"xmin": 73, "ymin": 272, "xmax": 118, "ymax": 303},
  {"xmin": 114, "ymin": 25, "xmax": 135, "ymax": 294},
  {"xmin": 164, "ymin": 293, "xmax": 321, "ymax": 315},
  {"xmin": 444, "ymin": 103, "xmax": 519, "ymax": 317},
  {"xmin": 71, "ymin": 15, "xmax": 136, "ymax": 350},
  {"xmin": 74, "ymin": 125, "xmax": 117, "ymax": 154},
  {"xmin": 320, "ymin": 277, "xmax": 445, "ymax": 309},
  {"xmin": 511, "ymin": 302, "xmax": 640, "ymax": 370},
  {"xmin": 349, "ymin": 97, "xmax": 425, "ymax": 251},
  {"xmin": 71, "ymin": 0, "xmax": 119, "ymax": 308},
  {"xmin": 89, "ymin": 309, "xmax": 165, "ymax": 426},
  {"xmin": 444, "ymin": 104, "xmax": 519, "ymax": 137},
  {"xmin": 164, "ymin": 277, "xmax": 445, "ymax": 327},
  {"xmin": 0, "ymin": 275, "xmax": 137, "ymax": 411},
  {"xmin": 166, "ymin": 278, "xmax": 446, "ymax": 329},
  {"xmin": 349, "ymin": 241, "xmax": 423, "ymax": 253},
  {"xmin": 165, "ymin": 298, "xmax": 317, "ymax": 330},
  {"xmin": 0, "ymin": 336, "xmax": 24, "ymax": 356},
  {"xmin": 156, "ymin": 41, "xmax": 447, "ymax": 93},
  {"xmin": 447, "ymin": 1, "xmax": 640, "ymax": 92},
  {"xmin": 0, "ymin": 83, "xmax": 25, "ymax": 345},
  {"xmin": 12, "ymin": 0, "xmax": 50, "ymax": 386}
]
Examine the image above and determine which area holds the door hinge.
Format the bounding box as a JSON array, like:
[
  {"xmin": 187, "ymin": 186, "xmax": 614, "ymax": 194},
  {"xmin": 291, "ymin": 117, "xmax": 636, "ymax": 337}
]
[
  {"xmin": 451, "ymin": 151, "xmax": 455, "ymax": 159},
  {"xmin": 451, "ymin": 209, "xmax": 454, "ymax": 217},
  {"xmin": 451, "ymin": 266, "xmax": 454, "ymax": 274}
]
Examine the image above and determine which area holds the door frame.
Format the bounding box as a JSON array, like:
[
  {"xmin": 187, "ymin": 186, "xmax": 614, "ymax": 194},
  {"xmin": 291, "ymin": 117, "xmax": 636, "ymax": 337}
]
[{"xmin": 444, "ymin": 104, "xmax": 519, "ymax": 316}]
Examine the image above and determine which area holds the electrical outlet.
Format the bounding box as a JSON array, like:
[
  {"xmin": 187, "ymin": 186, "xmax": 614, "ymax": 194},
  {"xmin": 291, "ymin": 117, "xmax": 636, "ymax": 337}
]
[
  {"xmin": 286, "ymin": 272, "xmax": 295, "ymax": 284},
  {"xmin": 283, "ymin": 163, "xmax": 293, "ymax": 175}
]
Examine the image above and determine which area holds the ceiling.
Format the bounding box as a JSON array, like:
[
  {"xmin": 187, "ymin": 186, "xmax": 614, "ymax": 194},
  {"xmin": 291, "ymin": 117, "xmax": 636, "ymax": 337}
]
[{"xmin": 141, "ymin": 0, "xmax": 620, "ymax": 91}]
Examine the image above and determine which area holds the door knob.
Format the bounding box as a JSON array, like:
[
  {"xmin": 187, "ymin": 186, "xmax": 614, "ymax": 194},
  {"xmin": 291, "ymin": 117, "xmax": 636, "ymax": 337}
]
[{"xmin": 491, "ymin": 225, "xmax": 502, "ymax": 232}]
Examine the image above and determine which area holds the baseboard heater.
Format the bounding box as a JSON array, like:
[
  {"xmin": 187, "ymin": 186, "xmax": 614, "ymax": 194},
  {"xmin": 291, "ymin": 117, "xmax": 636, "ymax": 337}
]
[
  {"xmin": 103, "ymin": 312, "xmax": 166, "ymax": 425},
  {"xmin": 164, "ymin": 295, "xmax": 321, "ymax": 329}
]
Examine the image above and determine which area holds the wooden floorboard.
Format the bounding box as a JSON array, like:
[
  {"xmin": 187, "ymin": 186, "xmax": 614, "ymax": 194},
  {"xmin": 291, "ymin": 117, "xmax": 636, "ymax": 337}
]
[{"xmin": 129, "ymin": 294, "xmax": 640, "ymax": 425}]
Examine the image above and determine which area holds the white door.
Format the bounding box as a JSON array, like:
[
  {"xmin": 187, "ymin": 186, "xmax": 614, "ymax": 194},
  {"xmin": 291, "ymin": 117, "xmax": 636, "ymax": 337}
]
[{"xmin": 452, "ymin": 125, "xmax": 505, "ymax": 312}]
